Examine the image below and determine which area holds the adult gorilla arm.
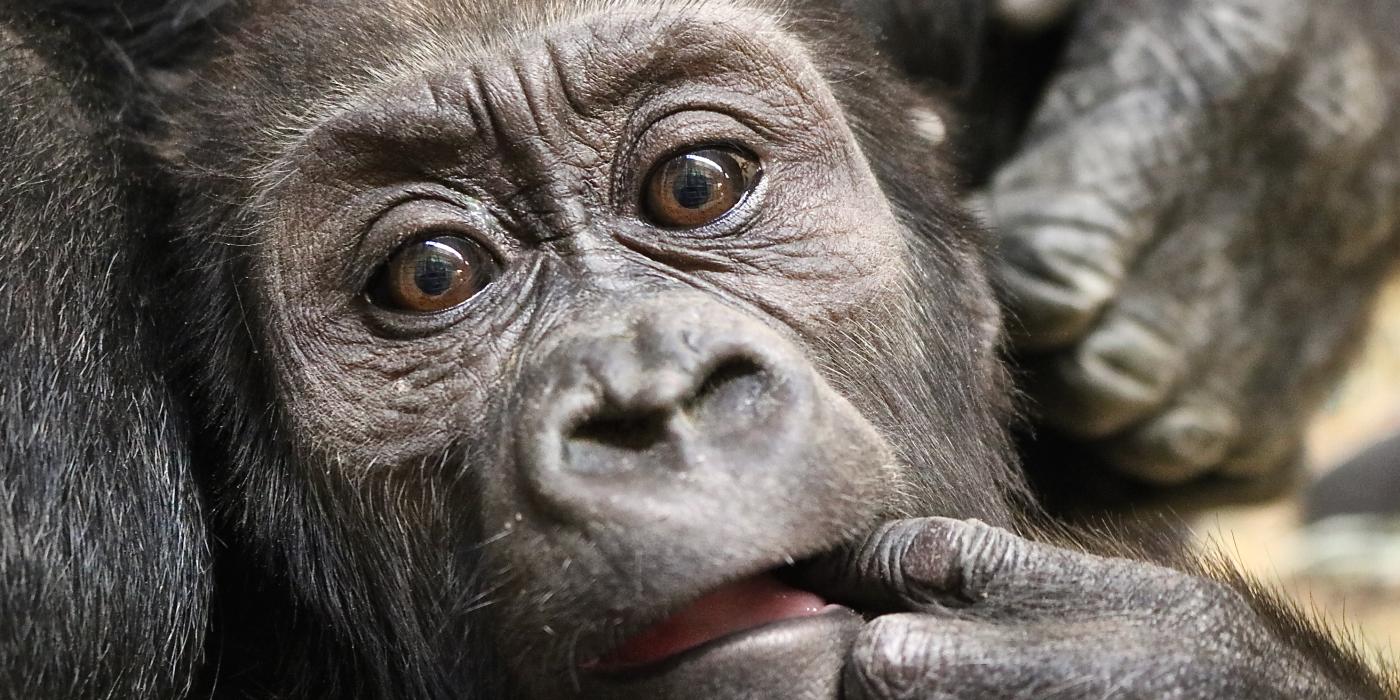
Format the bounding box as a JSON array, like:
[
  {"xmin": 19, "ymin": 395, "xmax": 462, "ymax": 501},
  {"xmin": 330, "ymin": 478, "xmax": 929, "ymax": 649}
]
[
  {"xmin": 0, "ymin": 4, "xmax": 208, "ymax": 696},
  {"xmin": 857, "ymin": 0, "xmax": 1400, "ymax": 510}
]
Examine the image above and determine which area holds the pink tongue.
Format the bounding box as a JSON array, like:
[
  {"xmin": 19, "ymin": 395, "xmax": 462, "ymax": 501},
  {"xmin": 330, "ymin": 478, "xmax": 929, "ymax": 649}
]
[{"xmin": 594, "ymin": 574, "xmax": 830, "ymax": 670}]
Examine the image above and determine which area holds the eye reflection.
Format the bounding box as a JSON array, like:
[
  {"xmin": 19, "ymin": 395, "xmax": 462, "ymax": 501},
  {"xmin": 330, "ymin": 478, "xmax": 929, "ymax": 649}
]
[
  {"xmin": 644, "ymin": 147, "xmax": 759, "ymax": 229},
  {"xmin": 367, "ymin": 235, "xmax": 497, "ymax": 314}
]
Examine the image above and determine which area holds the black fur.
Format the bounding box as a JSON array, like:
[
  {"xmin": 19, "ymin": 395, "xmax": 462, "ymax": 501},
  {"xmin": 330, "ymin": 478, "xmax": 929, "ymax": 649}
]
[{"xmin": 0, "ymin": 4, "xmax": 207, "ymax": 697}]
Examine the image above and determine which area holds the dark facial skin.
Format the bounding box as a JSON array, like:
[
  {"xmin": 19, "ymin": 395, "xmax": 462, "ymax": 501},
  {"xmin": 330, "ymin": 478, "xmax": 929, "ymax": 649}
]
[
  {"xmin": 3, "ymin": 1, "xmax": 1398, "ymax": 697},
  {"xmin": 154, "ymin": 1, "xmax": 1395, "ymax": 698},
  {"xmin": 160, "ymin": 1, "xmax": 1021, "ymax": 696}
]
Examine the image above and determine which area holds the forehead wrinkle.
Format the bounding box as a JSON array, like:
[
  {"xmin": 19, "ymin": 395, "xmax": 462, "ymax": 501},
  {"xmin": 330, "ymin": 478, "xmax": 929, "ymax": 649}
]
[
  {"xmin": 247, "ymin": 0, "xmax": 805, "ymax": 209},
  {"xmin": 255, "ymin": 0, "xmax": 788, "ymax": 121},
  {"xmin": 204, "ymin": 0, "xmax": 787, "ymax": 167}
]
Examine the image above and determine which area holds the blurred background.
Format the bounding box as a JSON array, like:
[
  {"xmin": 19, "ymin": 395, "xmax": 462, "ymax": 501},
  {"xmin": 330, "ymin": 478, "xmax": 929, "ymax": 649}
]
[{"xmin": 1195, "ymin": 278, "xmax": 1400, "ymax": 664}]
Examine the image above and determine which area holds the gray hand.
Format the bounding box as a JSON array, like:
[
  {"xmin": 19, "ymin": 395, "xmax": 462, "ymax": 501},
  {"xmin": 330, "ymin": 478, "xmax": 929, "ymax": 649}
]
[
  {"xmin": 991, "ymin": 0, "xmax": 1400, "ymax": 489},
  {"xmin": 813, "ymin": 519, "xmax": 1375, "ymax": 698}
]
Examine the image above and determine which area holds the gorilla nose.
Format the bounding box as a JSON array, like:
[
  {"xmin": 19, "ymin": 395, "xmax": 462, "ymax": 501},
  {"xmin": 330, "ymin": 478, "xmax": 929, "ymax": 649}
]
[
  {"xmin": 562, "ymin": 355, "xmax": 776, "ymax": 477},
  {"xmin": 516, "ymin": 300, "xmax": 826, "ymax": 521}
]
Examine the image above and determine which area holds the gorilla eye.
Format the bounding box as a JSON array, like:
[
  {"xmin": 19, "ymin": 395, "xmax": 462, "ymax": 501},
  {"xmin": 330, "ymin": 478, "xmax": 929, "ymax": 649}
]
[
  {"xmin": 367, "ymin": 236, "xmax": 497, "ymax": 313},
  {"xmin": 643, "ymin": 147, "xmax": 760, "ymax": 229}
]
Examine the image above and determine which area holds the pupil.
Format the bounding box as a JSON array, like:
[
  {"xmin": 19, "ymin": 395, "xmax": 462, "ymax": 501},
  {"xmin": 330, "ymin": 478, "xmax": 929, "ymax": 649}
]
[
  {"xmin": 673, "ymin": 156, "xmax": 718, "ymax": 209},
  {"xmin": 414, "ymin": 246, "xmax": 459, "ymax": 297}
]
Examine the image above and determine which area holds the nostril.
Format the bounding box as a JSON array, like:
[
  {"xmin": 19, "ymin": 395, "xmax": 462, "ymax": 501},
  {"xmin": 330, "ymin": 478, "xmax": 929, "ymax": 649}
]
[
  {"xmin": 553, "ymin": 357, "xmax": 779, "ymax": 477},
  {"xmin": 686, "ymin": 358, "xmax": 772, "ymax": 426},
  {"xmin": 564, "ymin": 410, "xmax": 675, "ymax": 475},
  {"xmin": 571, "ymin": 411, "xmax": 670, "ymax": 452}
]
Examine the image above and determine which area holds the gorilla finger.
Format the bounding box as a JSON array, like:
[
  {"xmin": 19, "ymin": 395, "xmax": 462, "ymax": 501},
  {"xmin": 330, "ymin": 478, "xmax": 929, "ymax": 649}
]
[
  {"xmin": 993, "ymin": 190, "xmax": 1129, "ymax": 350},
  {"xmin": 846, "ymin": 615, "xmax": 1127, "ymax": 700},
  {"xmin": 990, "ymin": 109, "xmax": 1205, "ymax": 350},
  {"xmin": 1099, "ymin": 403, "xmax": 1241, "ymax": 485},
  {"xmin": 798, "ymin": 518, "xmax": 1091, "ymax": 615},
  {"xmin": 1029, "ymin": 313, "xmax": 1187, "ymax": 438},
  {"xmin": 792, "ymin": 519, "xmax": 955, "ymax": 614},
  {"xmin": 845, "ymin": 615, "xmax": 1000, "ymax": 700}
]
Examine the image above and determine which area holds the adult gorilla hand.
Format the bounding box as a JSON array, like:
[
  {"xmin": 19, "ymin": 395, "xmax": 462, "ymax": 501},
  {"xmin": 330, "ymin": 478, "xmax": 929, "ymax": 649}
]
[
  {"xmin": 990, "ymin": 0, "xmax": 1400, "ymax": 492},
  {"xmin": 805, "ymin": 519, "xmax": 1381, "ymax": 699}
]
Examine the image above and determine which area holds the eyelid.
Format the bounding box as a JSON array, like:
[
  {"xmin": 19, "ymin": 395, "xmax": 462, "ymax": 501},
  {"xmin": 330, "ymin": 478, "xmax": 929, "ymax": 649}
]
[{"xmin": 356, "ymin": 197, "xmax": 508, "ymax": 291}]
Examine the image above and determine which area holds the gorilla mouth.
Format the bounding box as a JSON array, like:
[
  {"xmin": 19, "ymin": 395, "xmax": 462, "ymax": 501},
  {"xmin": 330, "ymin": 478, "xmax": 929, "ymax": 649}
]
[{"xmin": 589, "ymin": 572, "xmax": 845, "ymax": 670}]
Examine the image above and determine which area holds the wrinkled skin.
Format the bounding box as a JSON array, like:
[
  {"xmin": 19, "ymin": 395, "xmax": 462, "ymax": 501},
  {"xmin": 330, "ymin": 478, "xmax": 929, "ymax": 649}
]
[
  {"xmin": 145, "ymin": 0, "xmax": 1397, "ymax": 697},
  {"xmin": 865, "ymin": 0, "xmax": 1400, "ymax": 503},
  {"xmin": 813, "ymin": 518, "xmax": 1362, "ymax": 699}
]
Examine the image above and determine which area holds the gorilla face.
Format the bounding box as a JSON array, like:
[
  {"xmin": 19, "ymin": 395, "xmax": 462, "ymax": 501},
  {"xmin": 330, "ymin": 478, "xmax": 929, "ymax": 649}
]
[{"xmin": 161, "ymin": 0, "xmax": 1027, "ymax": 696}]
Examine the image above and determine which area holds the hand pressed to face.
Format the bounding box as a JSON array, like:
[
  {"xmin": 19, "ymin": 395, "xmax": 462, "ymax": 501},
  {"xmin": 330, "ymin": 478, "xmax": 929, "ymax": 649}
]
[
  {"xmin": 989, "ymin": 0, "xmax": 1400, "ymax": 493},
  {"xmin": 812, "ymin": 518, "xmax": 1350, "ymax": 699}
]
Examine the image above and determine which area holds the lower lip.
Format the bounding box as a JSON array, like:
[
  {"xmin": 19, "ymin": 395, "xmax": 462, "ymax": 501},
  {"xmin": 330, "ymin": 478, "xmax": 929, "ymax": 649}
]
[
  {"xmin": 590, "ymin": 573, "xmax": 843, "ymax": 671},
  {"xmin": 589, "ymin": 606, "xmax": 862, "ymax": 679}
]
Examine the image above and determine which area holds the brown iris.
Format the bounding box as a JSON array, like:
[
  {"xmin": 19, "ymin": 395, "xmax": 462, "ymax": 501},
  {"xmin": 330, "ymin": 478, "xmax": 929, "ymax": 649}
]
[
  {"xmin": 368, "ymin": 236, "xmax": 496, "ymax": 313},
  {"xmin": 643, "ymin": 147, "xmax": 759, "ymax": 229}
]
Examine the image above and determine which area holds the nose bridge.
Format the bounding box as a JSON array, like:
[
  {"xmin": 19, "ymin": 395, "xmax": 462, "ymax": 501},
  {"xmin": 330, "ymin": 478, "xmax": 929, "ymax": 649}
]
[
  {"xmin": 584, "ymin": 332, "xmax": 694, "ymax": 415},
  {"xmin": 583, "ymin": 304, "xmax": 750, "ymax": 409}
]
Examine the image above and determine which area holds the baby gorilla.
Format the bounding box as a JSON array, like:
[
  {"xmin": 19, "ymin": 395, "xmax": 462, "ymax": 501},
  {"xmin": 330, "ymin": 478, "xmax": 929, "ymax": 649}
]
[{"xmin": 154, "ymin": 0, "xmax": 1393, "ymax": 697}]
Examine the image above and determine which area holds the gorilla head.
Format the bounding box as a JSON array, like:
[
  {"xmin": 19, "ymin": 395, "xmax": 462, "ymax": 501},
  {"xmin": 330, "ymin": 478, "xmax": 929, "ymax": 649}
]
[{"xmin": 157, "ymin": 0, "xmax": 1031, "ymax": 696}]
